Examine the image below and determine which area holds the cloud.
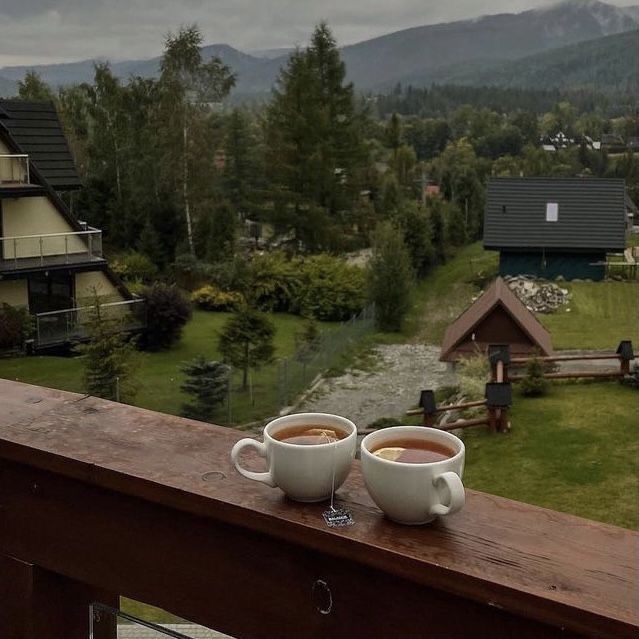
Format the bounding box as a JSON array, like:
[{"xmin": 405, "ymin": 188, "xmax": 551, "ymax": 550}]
[{"xmin": 0, "ymin": 0, "xmax": 635, "ymax": 67}]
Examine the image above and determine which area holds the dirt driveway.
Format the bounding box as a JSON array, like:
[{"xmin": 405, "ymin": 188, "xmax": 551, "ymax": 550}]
[{"xmin": 300, "ymin": 344, "xmax": 455, "ymax": 429}]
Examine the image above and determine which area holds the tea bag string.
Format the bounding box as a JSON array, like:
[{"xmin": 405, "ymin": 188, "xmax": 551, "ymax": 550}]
[{"xmin": 321, "ymin": 431, "xmax": 338, "ymax": 512}]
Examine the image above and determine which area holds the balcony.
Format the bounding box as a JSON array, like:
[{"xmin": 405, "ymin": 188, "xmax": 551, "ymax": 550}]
[
  {"xmin": 0, "ymin": 379, "xmax": 636, "ymax": 639},
  {"xmin": 34, "ymin": 298, "xmax": 146, "ymax": 348},
  {"xmin": 0, "ymin": 228, "xmax": 103, "ymax": 273}
]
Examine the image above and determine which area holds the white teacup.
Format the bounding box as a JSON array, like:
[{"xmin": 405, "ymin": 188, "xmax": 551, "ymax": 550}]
[
  {"xmin": 361, "ymin": 426, "xmax": 465, "ymax": 525},
  {"xmin": 231, "ymin": 412, "xmax": 357, "ymax": 502}
]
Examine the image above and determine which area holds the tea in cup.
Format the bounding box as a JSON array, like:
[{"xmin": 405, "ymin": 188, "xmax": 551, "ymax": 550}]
[
  {"xmin": 231, "ymin": 413, "xmax": 357, "ymax": 502},
  {"xmin": 361, "ymin": 426, "xmax": 465, "ymax": 525}
]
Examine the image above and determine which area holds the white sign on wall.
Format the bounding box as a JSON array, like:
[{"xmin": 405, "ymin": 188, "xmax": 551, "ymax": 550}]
[{"xmin": 546, "ymin": 202, "xmax": 558, "ymax": 222}]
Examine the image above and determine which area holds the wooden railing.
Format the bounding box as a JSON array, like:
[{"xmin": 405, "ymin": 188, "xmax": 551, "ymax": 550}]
[{"xmin": 0, "ymin": 379, "xmax": 636, "ymax": 639}]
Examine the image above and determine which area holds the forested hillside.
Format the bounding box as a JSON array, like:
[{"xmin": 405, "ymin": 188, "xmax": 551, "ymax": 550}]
[{"xmin": 441, "ymin": 29, "xmax": 639, "ymax": 93}]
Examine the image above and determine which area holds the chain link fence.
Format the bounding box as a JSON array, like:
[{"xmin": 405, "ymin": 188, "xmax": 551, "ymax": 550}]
[{"xmin": 222, "ymin": 305, "xmax": 376, "ymax": 426}]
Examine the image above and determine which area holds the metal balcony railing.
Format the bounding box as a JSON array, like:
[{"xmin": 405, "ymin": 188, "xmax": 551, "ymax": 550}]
[
  {"xmin": 34, "ymin": 298, "xmax": 145, "ymax": 347},
  {"xmin": 0, "ymin": 228, "xmax": 102, "ymax": 271},
  {"xmin": 0, "ymin": 154, "xmax": 30, "ymax": 185}
]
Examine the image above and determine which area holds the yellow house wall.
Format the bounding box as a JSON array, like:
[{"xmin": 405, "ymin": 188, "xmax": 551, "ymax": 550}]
[
  {"xmin": 1, "ymin": 196, "xmax": 87, "ymax": 259},
  {"xmin": 0, "ymin": 279, "xmax": 28, "ymax": 307},
  {"xmin": 75, "ymin": 270, "xmax": 123, "ymax": 304}
]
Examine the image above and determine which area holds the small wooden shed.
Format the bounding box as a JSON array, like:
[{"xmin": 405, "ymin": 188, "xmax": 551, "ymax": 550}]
[{"xmin": 439, "ymin": 277, "xmax": 553, "ymax": 363}]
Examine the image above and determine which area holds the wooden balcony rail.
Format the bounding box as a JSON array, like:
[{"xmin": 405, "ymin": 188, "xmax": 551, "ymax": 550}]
[{"xmin": 0, "ymin": 379, "xmax": 636, "ymax": 639}]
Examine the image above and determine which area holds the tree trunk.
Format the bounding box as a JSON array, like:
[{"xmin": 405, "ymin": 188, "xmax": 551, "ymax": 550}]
[{"xmin": 183, "ymin": 104, "xmax": 195, "ymax": 255}]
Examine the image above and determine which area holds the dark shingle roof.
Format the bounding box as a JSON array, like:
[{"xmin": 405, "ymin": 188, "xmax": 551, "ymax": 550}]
[
  {"xmin": 483, "ymin": 178, "xmax": 626, "ymax": 252},
  {"xmin": 0, "ymin": 99, "xmax": 81, "ymax": 191},
  {"xmin": 439, "ymin": 277, "xmax": 553, "ymax": 362}
]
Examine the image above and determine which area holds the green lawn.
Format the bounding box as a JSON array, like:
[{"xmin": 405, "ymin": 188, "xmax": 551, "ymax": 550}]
[
  {"xmin": 539, "ymin": 281, "xmax": 639, "ymax": 349},
  {"xmin": 0, "ymin": 311, "xmax": 339, "ymax": 425},
  {"xmin": 461, "ymin": 383, "xmax": 638, "ymax": 529}
]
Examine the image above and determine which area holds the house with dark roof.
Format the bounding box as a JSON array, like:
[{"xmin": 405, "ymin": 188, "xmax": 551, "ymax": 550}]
[
  {"xmin": 0, "ymin": 100, "xmax": 139, "ymax": 349},
  {"xmin": 440, "ymin": 277, "xmax": 553, "ymax": 363},
  {"xmin": 483, "ymin": 178, "xmax": 627, "ymax": 281}
]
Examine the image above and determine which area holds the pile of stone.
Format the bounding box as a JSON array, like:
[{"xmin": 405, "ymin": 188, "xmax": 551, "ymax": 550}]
[{"xmin": 505, "ymin": 276, "xmax": 570, "ymax": 313}]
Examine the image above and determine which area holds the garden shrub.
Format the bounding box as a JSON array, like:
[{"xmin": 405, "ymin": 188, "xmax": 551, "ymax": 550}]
[
  {"xmin": 246, "ymin": 252, "xmax": 301, "ymax": 312},
  {"xmin": 191, "ymin": 285, "xmax": 243, "ymax": 311},
  {"xmin": 521, "ymin": 356, "xmax": 549, "ymax": 397},
  {"xmin": 0, "ymin": 304, "xmax": 33, "ymax": 350},
  {"xmin": 138, "ymin": 284, "xmax": 192, "ymax": 351},
  {"xmin": 457, "ymin": 350, "xmax": 490, "ymax": 401},
  {"xmin": 111, "ymin": 251, "xmax": 158, "ymax": 283},
  {"xmin": 297, "ymin": 255, "xmax": 367, "ymax": 321}
]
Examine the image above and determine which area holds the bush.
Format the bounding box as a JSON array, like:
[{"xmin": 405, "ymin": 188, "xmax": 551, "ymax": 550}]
[
  {"xmin": 191, "ymin": 285, "xmax": 243, "ymax": 311},
  {"xmin": 246, "ymin": 252, "xmax": 301, "ymax": 312},
  {"xmin": 457, "ymin": 350, "xmax": 490, "ymax": 401},
  {"xmin": 111, "ymin": 251, "xmax": 158, "ymax": 283},
  {"xmin": 0, "ymin": 304, "xmax": 33, "ymax": 350},
  {"xmin": 139, "ymin": 284, "xmax": 192, "ymax": 351},
  {"xmin": 521, "ymin": 356, "xmax": 549, "ymax": 397},
  {"xmin": 297, "ymin": 255, "xmax": 367, "ymax": 321}
]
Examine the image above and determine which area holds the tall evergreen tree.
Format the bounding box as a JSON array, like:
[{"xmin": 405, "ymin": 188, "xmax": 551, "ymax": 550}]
[
  {"xmin": 264, "ymin": 23, "xmax": 367, "ymax": 250},
  {"xmin": 368, "ymin": 221, "xmax": 413, "ymax": 332},
  {"xmin": 224, "ymin": 108, "xmax": 257, "ymax": 213},
  {"xmin": 207, "ymin": 201, "xmax": 237, "ymax": 263}
]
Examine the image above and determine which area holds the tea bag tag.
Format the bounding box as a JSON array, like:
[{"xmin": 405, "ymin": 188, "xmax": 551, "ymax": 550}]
[
  {"xmin": 323, "ymin": 507, "xmax": 354, "ymax": 528},
  {"xmin": 322, "ymin": 433, "xmax": 354, "ymax": 528}
]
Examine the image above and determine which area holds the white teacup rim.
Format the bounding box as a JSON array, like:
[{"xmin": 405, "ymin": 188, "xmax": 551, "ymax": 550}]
[
  {"xmin": 361, "ymin": 425, "xmax": 465, "ymax": 467},
  {"xmin": 264, "ymin": 412, "xmax": 357, "ymax": 449}
]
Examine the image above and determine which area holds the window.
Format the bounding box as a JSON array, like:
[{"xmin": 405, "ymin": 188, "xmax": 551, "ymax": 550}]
[{"xmin": 546, "ymin": 202, "xmax": 558, "ymax": 222}]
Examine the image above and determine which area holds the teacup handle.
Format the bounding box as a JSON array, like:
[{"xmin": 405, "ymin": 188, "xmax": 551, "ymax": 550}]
[
  {"xmin": 430, "ymin": 471, "xmax": 465, "ymax": 517},
  {"xmin": 231, "ymin": 439, "xmax": 276, "ymax": 487}
]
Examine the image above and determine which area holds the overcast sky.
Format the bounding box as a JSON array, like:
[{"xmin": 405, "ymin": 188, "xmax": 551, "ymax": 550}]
[{"xmin": 0, "ymin": 0, "xmax": 636, "ymax": 67}]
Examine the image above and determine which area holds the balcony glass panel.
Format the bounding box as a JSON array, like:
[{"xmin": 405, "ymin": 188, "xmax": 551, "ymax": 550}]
[{"xmin": 89, "ymin": 603, "xmax": 232, "ymax": 639}]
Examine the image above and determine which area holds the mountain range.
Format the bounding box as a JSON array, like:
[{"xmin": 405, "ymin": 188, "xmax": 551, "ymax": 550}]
[{"xmin": 1, "ymin": 0, "xmax": 637, "ymax": 97}]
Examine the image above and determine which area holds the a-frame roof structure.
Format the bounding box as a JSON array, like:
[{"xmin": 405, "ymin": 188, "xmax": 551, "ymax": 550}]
[{"xmin": 440, "ymin": 277, "xmax": 554, "ymax": 362}]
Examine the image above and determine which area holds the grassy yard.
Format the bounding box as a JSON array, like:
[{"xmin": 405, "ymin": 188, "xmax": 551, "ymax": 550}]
[
  {"xmin": 540, "ymin": 281, "xmax": 639, "ymax": 349},
  {"xmin": 0, "ymin": 311, "xmax": 339, "ymax": 425},
  {"xmin": 394, "ymin": 242, "xmax": 638, "ymax": 350},
  {"xmin": 461, "ymin": 382, "xmax": 638, "ymax": 529}
]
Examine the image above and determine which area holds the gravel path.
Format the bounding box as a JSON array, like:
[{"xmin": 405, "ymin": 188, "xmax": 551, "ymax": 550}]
[{"xmin": 300, "ymin": 344, "xmax": 455, "ymax": 429}]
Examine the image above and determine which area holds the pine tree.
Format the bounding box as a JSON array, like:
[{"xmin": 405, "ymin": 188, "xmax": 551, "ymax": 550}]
[
  {"xmin": 78, "ymin": 294, "xmax": 138, "ymax": 402},
  {"xmin": 264, "ymin": 23, "xmax": 367, "ymax": 249},
  {"xmin": 218, "ymin": 305, "xmax": 275, "ymax": 389},
  {"xmin": 138, "ymin": 214, "xmax": 164, "ymax": 268},
  {"xmin": 368, "ymin": 221, "xmax": 413, "ymax": 332},
  {"xmin": 180, "ymin": 356, "xmax": 229, "ymax": 421},
  {"xmin": 206, "ymin": 201, "xmax": 237, "ymax": 263},
  {"xmin": 224, "ymin": 109, "xmax": 257, "ymax": 213}
]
